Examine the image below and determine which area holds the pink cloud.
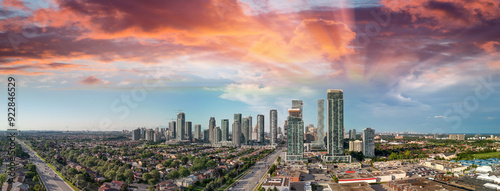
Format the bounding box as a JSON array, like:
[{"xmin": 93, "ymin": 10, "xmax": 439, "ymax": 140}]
[{"xmin": 80, "ymin": 76, "xmax": 102, "ymax": 85}]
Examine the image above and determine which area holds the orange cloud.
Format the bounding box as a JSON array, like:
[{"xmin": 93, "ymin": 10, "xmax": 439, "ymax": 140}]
[
  {"xmin": 244, "ymin": 18, "xmax": 356, "ymax": 64},
  {"xmin": 487, "ymin": 60, "xmax": 500, "ymax": 70},
  {"xmin": 475, "ymin": 41, "xmax": 500, "ymax": 55},
  {"xmin": 2, "ymin": 0, "xmax": 28, "ymax": 11}
]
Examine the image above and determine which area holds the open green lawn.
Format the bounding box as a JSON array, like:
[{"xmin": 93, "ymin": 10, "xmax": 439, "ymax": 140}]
[{"xmin": 473, "ymin": 152, "xmax": 500, "ymax": 159}]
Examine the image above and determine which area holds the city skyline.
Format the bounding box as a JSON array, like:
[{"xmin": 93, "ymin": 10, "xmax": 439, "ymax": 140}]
[{"xmin": 1, "ymin": 0, "xmax": 500, "ymax": 133}]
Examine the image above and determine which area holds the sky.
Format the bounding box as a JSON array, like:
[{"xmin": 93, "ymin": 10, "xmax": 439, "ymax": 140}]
[{"xmin": 0, "ymin": 0, "xmax": 500, "ymax": 133}]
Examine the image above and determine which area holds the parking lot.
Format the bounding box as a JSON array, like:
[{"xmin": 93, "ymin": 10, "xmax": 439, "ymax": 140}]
[{"xmin": 406, "ymin": 166, "xmax": 439, "ymax": 178}]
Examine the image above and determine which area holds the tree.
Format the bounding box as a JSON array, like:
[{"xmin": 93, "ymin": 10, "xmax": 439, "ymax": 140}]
[
  {"xmin": 170, "ymin": 160, "xmax": 180, "ymax": 168},
  {"xmin": 27, "ymin": 164, "xmax": 37, "ymax": 172},
  {"xmin": 179, "ymin": 168, "xmax": 190, "ymax": 177},
  {"xmin": 151, "ymin": 170, "xmax": 160, "ymax": 181},
  {"xmin": 148, "ymin": 186, "xmax": 155, "ymax": 191},
  {"xmin": 333, "ymin": 175, "xmax": 339, "ymax": 183},
  {"xmin": 143, "ymin": 173, "xmax": 153, "ymax": 182},
  {"xmin": 105, "ymin": 170, "xmax": 117, "ymax": 180},
  {"xmin": 0, "ymin": 174, "xmax": 6, "ymax": 185},
  {"xmin": 33, "ymin": 184, "xmax": 43, "ymax": 191},
  {"xmin": 167, "ymin": 170, "xmax": 180, "ymax": 179},
  {"xmin": 25, "ymin": 171, "xmax": 36, "ymax": 178},
  {"xmin": 148, "ymin": 179, "xmax": 157, "ymax": 185},
  {"xmin": 181, "ymin": 156, "xmax": 189, "ymax": 165}
]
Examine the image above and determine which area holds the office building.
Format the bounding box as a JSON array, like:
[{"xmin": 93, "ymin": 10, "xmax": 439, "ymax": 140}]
[
  {"xmin": 363, "ymin": 128, "xmax": 375, "ymax": 157},
  {"xmin": 257, "ymin": 114, "xmax": 265, "ymax": 144},
  {"xmin": 176, "ymin": 112, "xmax": 185, "ymax": 141},
  {"xmin": 194, "ymin": 124, "xmax": 201, "ymax": 140},
  {"xmin": 270, "ymin": 109, "xmax": 278, "ymax": 145},
  {"xmin": 221, "ymin": 119, "xmax": 229, "ymax": 141},
  {"xmin": 316, "ymin": 99, "xmax": 325, "ymax": 147},
  {"xmin": 185, "ymin": 121, "xmax": 192, "ymax": 141},
  {"xmin": 132, "ymin": 128, "xmax": 141, "ymax": 140}
]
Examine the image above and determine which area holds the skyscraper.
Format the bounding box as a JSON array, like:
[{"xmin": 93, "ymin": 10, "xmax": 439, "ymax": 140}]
[
  {"xmin": 241, "ymin": 117, "xmax": 249, "ymax": 145},
  {"xmin": 209, "ymin": 117, "xmax": 216, "ymax": 144},
  {"xmin": 286, "ymin": 114, "xmax": 304, "ymax": 161},
  {"xmin": 185, "ymin": 121, "xmax": 192, "ymax": 141},
  {"xmin": 214, "ymin": 126, "xmax": 221, "ymax": 143},
  {"xmin": 203, "ymin": 129, "xmax": 209, "ymax": 142},
  {"xmin": 284, "ymin": 120, "xmax": 288, "ymax": 138},
  {"xmin": 234, "ymin": 113, "xmax": 242, "ymax": 128},
  {"xmin": 194, "ymin": 124, "xmax": 201, "ymax": 140},
  {"xmin": 247, "ymin": 116, "xmax": 253, "ymax": 140},
  {"xmin": 362, "ymin": 128, "xmax": 375, "ymax": 157},
  {"xmin": 169, "ymin": 121, "xmax": 176, "ymax": 139},
  {"xmin": 270, "ymin": 109, "xmax": 278, "ymax": 145},
  {"xmin": 257, "ymin": 114, "xmax": 265, "ymax": 144},
  {"xmin": 232, "ymin": 121, "xmax": 241, "ymax": 147},
  {"xmin": 327, "ymin": 89, "xmax": 344, "ymax": 155},
  {"xmin": 221, "ymin": 119, "xmax": 229, "ymax": 141},
  {"xmin": 132, "ymin": 128, "xmax": 141, "ymax": 140},
  {"xmin": 316, "ymin": 99, "xmax": 325, "ymax": 147},
  {"xmin": 350, "ymin": 129, "xmax": 357, "ymax": 140},
  {"xmin": 233, "ymin": 113, "xmax": 242, "ymax": 146},
  {"xmin": 177, "ymin": 112, "xmax": 185, "ymax": 141},
  {"xmin": 292, "ymin": 100, "xmax": 303, "ymax": 119},
  {"xmin": 146, "ymin": 129, "xmax": 154, "ymax": 141}
]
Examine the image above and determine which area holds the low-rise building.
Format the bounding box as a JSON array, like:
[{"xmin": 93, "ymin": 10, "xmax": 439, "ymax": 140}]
[
  {"xmin": 423, "ymin": 160, "xmax": 467, "ymax": 172},
  {"xmin": 387, "ymin": 178, "xmax": 469, "ymax": 191},
  {"xmin": 371, "ymin": 170, "xmax": 406, "ymax": 182},
  {"xmin": 337, "ymin": 173, "xmax": 377, "ymax": 184},
  {"xmin": 261, "ymin": 177, "xmax": 290, "ymax": 191},
  {"xmin": 328, "ymin": 182, "xmax": 374, "ymax": 191}
]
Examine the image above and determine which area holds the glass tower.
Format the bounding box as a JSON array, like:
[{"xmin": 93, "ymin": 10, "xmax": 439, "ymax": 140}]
[{"xmin": 327, "ymin": 89, "xmax": 343, "ymax": 156}]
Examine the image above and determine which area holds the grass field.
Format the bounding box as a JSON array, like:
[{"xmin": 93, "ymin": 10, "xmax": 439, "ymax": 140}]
[{"xmin": 473, "ymin": 152, "xmax": 500, "ymax": 159}]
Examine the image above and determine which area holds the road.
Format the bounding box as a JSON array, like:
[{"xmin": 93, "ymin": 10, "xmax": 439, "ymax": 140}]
[
  {"xmin": 17, "ymin": 139, "xmax": 75, "ymax": 191},
  {"xmin": 229, "ymin": 148, "xmax": 283, "ymax": 191}
]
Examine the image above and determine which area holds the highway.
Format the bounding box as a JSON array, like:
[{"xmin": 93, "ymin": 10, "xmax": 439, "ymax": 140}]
[
  {"xmin": 229, "ymin": 148, "xmax": 283, "ymax": 191},
  {"xmin": 17, "ymin": 139, "xmax": 75, "ymax": 191}
]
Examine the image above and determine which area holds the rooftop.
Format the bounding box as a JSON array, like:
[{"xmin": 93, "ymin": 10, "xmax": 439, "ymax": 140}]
[
  {"xmin": 338, "ymin": 173, "xmax": 375, "ymax": 180},
  {"xmin": 328, "ymin": 182, "xmax": 374, "ymax": 191},
  {"xmin": 388, "ymin": 178, "xmax": 469, "ymax": 191},
  {"xmin": 262, "ymin": 177, "xmax": 289, "ymax": 187},
  {"xmin": 327, "ymin": 89, "xmax": 343, "ymax": 93}
]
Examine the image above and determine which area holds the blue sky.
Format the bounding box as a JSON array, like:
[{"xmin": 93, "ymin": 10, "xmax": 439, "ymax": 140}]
[{"xmin": 1, "ymin": 0, "xmax": 500, "ymax": 133}]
